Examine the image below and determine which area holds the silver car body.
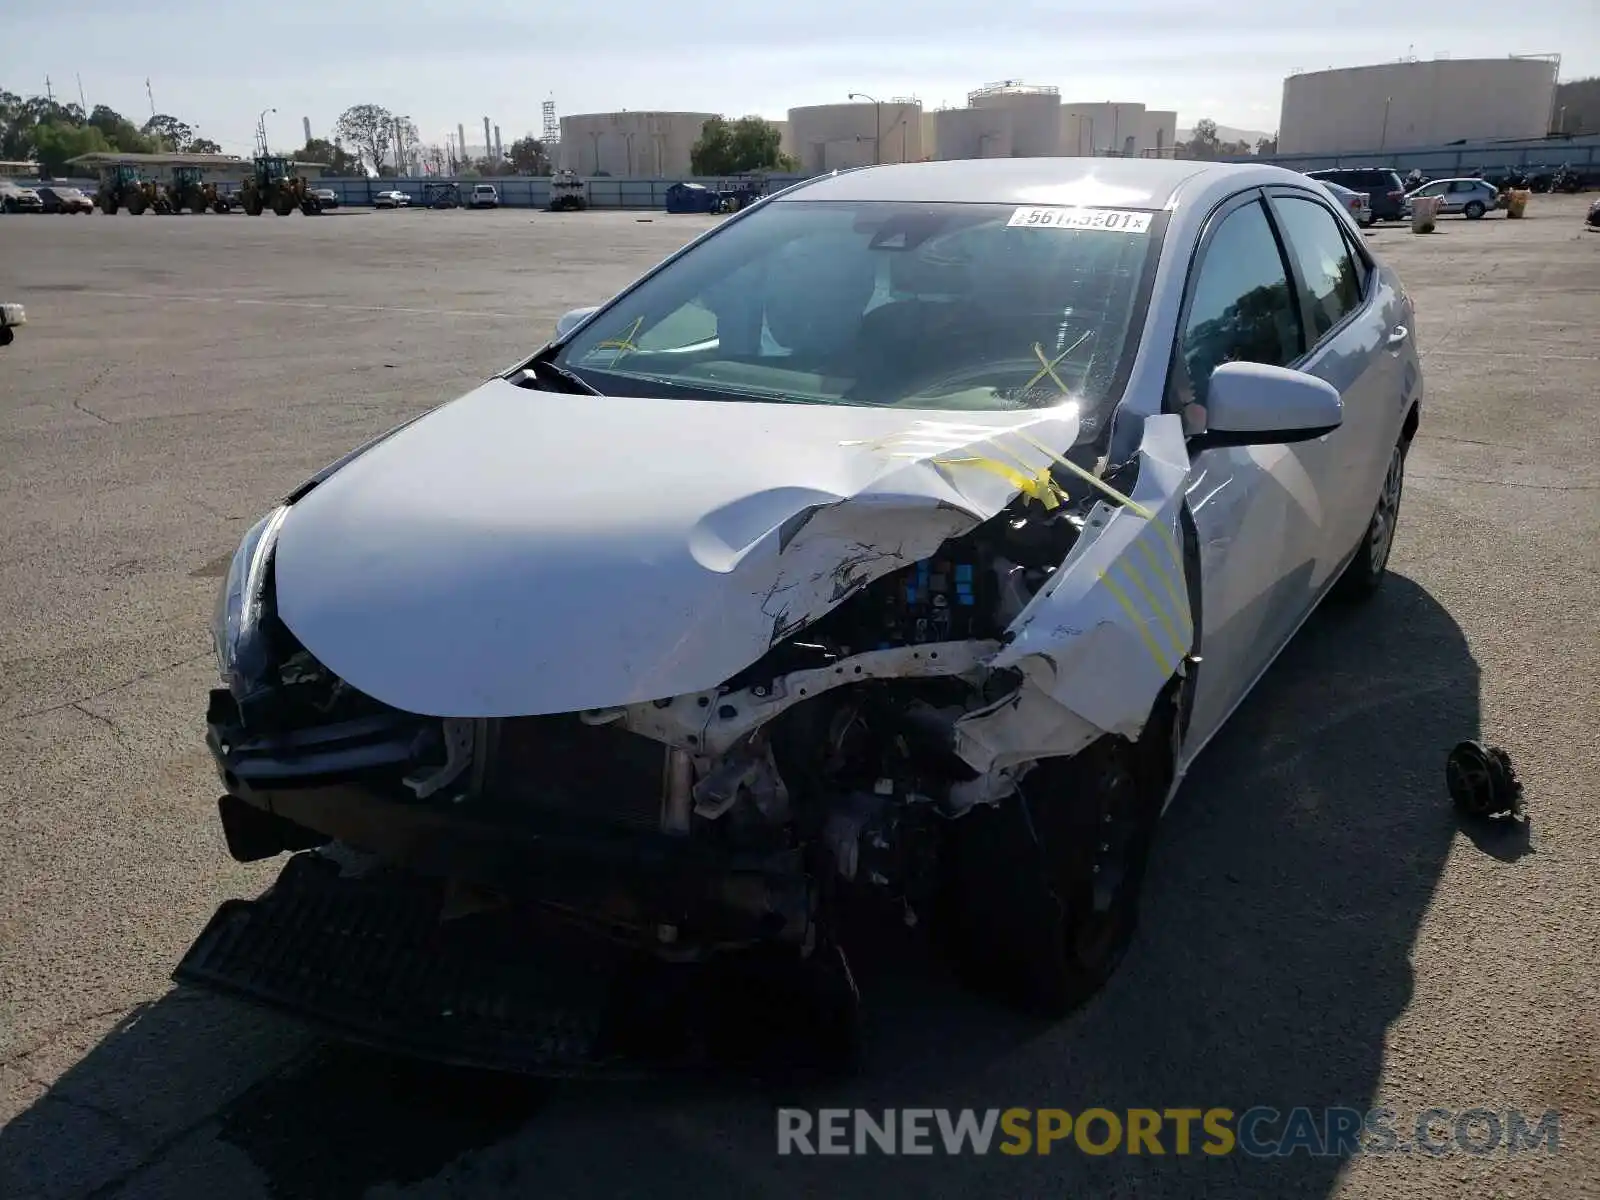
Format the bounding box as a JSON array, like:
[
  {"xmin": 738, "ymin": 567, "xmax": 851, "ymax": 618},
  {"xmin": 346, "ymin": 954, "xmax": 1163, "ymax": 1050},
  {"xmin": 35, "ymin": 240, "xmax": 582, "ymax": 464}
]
[
  {"xmin": 1404, "ymin": 177, "xmax": 1499, "ymax": 216},
  {"xmin": 1315, "ymin": 179, "xmax": 1374, "ymax": 227},
  {"xmin": 263, "ymin": 158, "xmax": 1422, "ymax": 800}
]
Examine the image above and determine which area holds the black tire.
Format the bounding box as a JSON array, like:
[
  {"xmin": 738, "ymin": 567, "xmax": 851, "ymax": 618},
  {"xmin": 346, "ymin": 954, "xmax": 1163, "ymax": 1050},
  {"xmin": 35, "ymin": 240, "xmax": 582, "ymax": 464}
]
[
  {"xmin": 1464, "ymin": 201, "xmax": 1486, "ymax": 220},
  {"xmin": 2, "ymin": 198, "xmax": 17, "ymax": 214},
  {"xmin": 937, "ymin": 686, "xmax": 1179, "ymax": 1017},
  {"xmin": 1331, "ymin": 434, "xmax": 1408, "ymax": 602}
]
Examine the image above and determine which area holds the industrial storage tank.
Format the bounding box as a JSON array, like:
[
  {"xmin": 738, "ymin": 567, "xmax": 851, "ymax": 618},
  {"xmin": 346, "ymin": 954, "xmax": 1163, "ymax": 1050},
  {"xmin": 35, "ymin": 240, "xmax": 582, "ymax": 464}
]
[
  {"xmin": 558, "ymin": 111, "xmax": 717, "ymax": 178},
  {"xmin": 967, "ymin": 81, "xmax": 1062, "ymax": 157},
  {"xmin": 1278, "ymin": 57, "xmax": 1559, "ymax": 154},
  {"xmin": 929, "ymin": 106, "xmax": 1012, "ymax": 161},
  {"xmin": 1139, "ymin": 109, "xmax": 1178, "ymax": 157},
  {"xmin": 787, "ymin": 101, "xmax": 922, "ymax": 172},
  {"xmin": 1059, "ymin": 103, "xmax": 1147, "ymax": 157}
]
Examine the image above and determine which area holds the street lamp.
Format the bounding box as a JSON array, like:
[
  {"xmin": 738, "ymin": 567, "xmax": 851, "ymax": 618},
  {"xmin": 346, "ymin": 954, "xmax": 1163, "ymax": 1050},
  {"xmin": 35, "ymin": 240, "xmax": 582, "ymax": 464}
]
[
  {"xmin": 848, "ymin": 92, "xmax": 881, "ymax": 164},
  {"xmin": 256, "ymin": 107, "xmax": 276, "ymax": 157}
]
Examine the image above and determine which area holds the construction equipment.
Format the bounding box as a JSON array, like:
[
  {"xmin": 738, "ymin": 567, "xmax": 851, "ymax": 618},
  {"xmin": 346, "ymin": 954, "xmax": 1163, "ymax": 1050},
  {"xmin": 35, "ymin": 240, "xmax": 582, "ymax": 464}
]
[
  {"xmin": 237, "ymin": 156, "xmax": 323, "ymax": 216},
  {"xmin": 549, "ymin": 169, "xmax": 587, "ymax": 212},
  {"xmin": 162, "ymin": 166, "xmax": 223, "ymax": 215},
  {"xmin": 95, "ymin": 165, "xmax": 162, "ymax": 215}
]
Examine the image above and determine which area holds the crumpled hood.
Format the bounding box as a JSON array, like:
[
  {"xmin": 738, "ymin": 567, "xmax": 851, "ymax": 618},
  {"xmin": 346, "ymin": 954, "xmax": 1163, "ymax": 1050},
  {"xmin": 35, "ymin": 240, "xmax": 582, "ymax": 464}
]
[{"xmin": 273, "ymin": 378, "xmax": 1081, "ymax": 717}]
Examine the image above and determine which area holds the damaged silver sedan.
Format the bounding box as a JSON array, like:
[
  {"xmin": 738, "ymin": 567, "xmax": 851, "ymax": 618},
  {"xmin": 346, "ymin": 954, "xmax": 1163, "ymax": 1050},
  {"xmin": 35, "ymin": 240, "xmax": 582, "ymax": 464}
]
[{"xmin": 184, "ymin": 158, "xmax": 1423, "ymax": 1074}]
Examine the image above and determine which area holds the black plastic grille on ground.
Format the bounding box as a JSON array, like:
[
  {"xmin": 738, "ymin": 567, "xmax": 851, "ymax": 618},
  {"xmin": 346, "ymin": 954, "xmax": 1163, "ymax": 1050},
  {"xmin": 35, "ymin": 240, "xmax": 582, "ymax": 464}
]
[{"xmin": 174, "ymin": 856, "xmax": 637, "ymax": 1076}]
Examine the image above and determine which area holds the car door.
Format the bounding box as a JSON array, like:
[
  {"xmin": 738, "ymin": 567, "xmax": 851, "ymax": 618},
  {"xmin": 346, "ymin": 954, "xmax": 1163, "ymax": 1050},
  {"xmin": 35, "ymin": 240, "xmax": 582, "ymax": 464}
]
[
  {"xmin": 1264, "ymin": 186, "xmax": 1402, "ymax": 580},
  {"xmin": 1167, "ymin": 190, "xmax": 1327, "ymax": 751}
]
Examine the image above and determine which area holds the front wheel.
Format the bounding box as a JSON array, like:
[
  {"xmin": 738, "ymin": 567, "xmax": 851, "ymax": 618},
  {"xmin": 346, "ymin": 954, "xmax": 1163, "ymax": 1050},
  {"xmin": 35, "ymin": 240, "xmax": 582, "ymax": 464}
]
[
  {"xmin": 937, "ymin": 688, "xmax": 1178, "ymax": 1017},
  {"xmin": 1464, "ymin": 201, "xmax": 1486, "ymax": 220}
]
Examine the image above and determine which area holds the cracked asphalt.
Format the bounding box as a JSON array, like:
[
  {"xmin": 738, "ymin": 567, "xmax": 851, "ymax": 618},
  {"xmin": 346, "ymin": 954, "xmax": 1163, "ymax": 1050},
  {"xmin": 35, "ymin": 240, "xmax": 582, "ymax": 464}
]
[{"xmin": 2, "ymin": 197, "xmax": 1597, "ymax": 1200}]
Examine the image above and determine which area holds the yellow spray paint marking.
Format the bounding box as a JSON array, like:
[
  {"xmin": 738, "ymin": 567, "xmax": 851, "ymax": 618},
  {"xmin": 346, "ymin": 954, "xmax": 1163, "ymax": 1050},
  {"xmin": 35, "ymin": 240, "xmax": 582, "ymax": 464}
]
[
  {"xmin": 1098, "ymin": 570, "xmax": 1171, "ymax": 672},
  {"xmin": 1136, "ymin": 537, "xmax": 1192, "ymax": 639},
  {"xmin": 1120, "ymin": 558, "xmax": 1186, "ymax": 663}
]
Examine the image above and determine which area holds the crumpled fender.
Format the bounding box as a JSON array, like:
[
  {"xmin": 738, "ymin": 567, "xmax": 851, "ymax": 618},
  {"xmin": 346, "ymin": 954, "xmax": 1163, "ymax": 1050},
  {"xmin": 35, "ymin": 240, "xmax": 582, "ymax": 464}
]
[{"xmin": 953, "ymin": 413, "xmax": 1193, "ymax": 774}]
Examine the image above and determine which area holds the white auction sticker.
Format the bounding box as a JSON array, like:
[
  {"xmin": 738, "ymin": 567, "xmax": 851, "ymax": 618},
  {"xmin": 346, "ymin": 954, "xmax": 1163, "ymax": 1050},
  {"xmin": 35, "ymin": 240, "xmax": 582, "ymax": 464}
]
[{"xmin": 1006, "ymin": 206, "xmax": 1153, "ymax": 233}]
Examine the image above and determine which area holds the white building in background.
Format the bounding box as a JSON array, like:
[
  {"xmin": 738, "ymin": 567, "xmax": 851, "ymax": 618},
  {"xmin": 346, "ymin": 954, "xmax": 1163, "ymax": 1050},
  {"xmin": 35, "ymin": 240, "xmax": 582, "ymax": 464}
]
[
  {"xmin": 786, "ymin": 100, "xmax": 924, "ymax": 173},
  {"xmin": 923, "ymin": 83, "xmax": 1176, "ymax": 161},
  {"xmin": 557, "ymin": 111, "xmax": 716, "ymax": 177},
  {"xmin": 1278, "ymin": 57, "xmax": 1559, "ymax": 154}
]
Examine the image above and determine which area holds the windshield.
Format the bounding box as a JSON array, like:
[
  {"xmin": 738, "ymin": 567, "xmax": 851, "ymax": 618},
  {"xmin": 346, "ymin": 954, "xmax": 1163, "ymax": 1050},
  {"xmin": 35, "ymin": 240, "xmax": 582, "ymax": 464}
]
[{"xmin": 553, "ymin": 199, "xmax": 1161, "ymax": 430}]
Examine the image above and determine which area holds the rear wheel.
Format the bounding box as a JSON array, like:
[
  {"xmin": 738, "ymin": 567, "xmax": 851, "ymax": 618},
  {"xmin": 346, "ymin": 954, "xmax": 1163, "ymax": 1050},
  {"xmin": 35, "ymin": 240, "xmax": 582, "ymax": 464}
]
[
  {"xmin": 1332, "ymin": 434, "xmax": 1408, "ymax": 602},
  {"xmin": 1464, "ymin": 200, "xmax": 1486, "ymax": 220}
]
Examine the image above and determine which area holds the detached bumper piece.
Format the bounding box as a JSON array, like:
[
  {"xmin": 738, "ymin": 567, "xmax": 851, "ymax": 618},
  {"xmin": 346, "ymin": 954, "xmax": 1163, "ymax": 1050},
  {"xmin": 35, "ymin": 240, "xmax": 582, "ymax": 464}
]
[{"xmin": 175, "ymin": 853, "xmax": 861, "ymax": 1079}]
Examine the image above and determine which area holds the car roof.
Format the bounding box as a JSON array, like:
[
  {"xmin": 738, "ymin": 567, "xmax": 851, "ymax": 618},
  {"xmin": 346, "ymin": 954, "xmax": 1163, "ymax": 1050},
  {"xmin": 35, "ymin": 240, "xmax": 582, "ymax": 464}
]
[{"xmin": 778, "ymin": 157, "xmax": 1327, "ymax": 212}]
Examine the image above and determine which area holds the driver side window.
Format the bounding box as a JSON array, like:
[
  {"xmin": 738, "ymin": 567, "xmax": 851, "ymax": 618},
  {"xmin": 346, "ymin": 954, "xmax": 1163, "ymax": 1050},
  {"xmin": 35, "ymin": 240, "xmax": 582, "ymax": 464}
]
[{"xmin": 1174, "ymin": 198, "xmax": 1305, "ymax": 408}]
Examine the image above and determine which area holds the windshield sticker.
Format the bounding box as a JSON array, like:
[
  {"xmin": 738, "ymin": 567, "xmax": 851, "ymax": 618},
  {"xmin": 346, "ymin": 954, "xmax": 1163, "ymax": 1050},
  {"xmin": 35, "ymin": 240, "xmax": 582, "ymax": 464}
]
[{"xmin": 1007, "ymin": 206, "xmax": 1152, "ymax": 234}]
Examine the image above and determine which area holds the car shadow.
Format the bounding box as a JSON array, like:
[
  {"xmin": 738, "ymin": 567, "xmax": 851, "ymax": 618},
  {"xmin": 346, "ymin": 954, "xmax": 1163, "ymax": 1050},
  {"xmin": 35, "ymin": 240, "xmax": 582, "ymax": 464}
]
[{"xmin": 1, "ymin": 574, "xmax": 1480, "ymax": 1199}]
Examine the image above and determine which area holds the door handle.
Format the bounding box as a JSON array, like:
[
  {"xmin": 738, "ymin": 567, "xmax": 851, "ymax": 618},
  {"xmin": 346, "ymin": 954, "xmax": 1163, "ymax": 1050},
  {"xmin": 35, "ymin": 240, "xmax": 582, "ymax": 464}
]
[{"xmin": 1387, "ymin": 325, "xmax": 1409, "ymax": 347}]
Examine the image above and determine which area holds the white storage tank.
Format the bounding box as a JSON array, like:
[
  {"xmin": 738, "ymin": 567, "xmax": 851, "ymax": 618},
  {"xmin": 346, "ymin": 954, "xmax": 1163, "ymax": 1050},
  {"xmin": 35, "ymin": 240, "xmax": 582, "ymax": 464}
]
[
  {"xmin": 1279, "ymin": 57, "xmax": 1559, "ymax": 154},
  {"xmin": 1139, "ymin": 109, "xmax": 1178, "ymax": 157},
  {"xmin": 967, "ymin": 81, "xmax": 1062, "ymax": 157},
  {"xmin": 558, "ymin": 111, "xmax": 717, "ymax": 177},
  {"xmin": 929, "ymin": 107, "xmax": 1012, "ymax": 160},
  {"xmin": 787, "ymin": 103, "xmax": 884, "ymax": 172},
  {"xmin": 1059, "ymin": 102, "xmax": 1147, "ymax": 157}
]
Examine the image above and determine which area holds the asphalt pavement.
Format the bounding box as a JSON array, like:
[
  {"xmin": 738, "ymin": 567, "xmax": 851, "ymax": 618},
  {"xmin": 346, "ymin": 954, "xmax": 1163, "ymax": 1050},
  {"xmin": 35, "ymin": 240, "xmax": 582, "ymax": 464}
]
[{"xmin": 1, "ymin": 197, "xmax": 1596, "ymax": 1200}]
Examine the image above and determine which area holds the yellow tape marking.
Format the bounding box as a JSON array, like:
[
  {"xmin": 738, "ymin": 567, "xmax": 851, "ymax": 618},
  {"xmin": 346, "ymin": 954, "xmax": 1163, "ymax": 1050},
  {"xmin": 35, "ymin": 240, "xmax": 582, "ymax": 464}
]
[
  {"xmin": 1098, "ymin": 570, "xmax": 1170, "ymax": 672},
  {"xmin": 932, "ymin": 455, "xmax": 1062, "ymax": 509},
  {"xmin": 595, "ymin": 315, "xmax": 644, "ymax": 357}
]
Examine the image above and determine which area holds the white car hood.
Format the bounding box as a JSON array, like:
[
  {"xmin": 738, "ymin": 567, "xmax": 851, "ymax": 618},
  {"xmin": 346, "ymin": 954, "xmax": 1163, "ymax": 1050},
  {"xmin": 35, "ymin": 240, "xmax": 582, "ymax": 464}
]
[{"xmin": 273, "ymin": 378, "xmax": 1082, "ymax": 717}]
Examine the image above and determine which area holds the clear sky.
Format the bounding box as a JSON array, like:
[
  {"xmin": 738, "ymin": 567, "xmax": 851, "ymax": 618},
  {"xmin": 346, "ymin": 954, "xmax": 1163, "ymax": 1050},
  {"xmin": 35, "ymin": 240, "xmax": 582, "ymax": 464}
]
[{"xmin": 6, "ymin": 1, "xmax": 1597, "ymax": 155}]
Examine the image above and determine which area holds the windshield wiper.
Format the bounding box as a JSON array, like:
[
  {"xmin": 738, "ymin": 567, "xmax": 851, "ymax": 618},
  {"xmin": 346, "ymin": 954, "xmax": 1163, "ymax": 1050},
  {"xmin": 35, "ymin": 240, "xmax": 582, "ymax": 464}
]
[{"xmin": 525, "ymin": 356, "xmax": 601, "ymax": 395}]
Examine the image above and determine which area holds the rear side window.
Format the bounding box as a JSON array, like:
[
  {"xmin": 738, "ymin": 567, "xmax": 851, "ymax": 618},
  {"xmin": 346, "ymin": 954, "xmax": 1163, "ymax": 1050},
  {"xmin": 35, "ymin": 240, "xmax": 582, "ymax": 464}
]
[
  {"xmin": 1272, "ymin": 196, "xmax": 1363, "ymax": 342},
  {"xmin": 1177, "ymin": 199, "xmax": 1303, "ymax": 405}
]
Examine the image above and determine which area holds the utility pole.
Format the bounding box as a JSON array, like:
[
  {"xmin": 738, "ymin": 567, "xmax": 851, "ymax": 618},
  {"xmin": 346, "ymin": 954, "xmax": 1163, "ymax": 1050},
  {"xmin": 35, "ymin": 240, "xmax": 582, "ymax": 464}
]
[
  {"xmin": 44, "ymin": 76, "xmax": 54, "ymax": 103},
  {"xmin": 146, "ymin": 78, "xmax": 155, "ymax": 120},
  {"xmin": 76, "ymin": 74, "xmax": 87, "ymax": 112},
  {"xmin": 848, "ymin": 92, "xmax": 882, "ymax": 164}
]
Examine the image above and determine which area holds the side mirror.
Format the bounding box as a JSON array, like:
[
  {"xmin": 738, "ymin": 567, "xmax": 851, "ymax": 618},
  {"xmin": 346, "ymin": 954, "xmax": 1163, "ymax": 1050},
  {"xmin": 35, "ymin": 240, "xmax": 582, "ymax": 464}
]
[
  {"xmin": 555, "ymin": 306, "xmax": 600, "ymax": 339},
  {"xmin": 1190, "ymin": 360, "xmax": 1342, "ymax": 450}
]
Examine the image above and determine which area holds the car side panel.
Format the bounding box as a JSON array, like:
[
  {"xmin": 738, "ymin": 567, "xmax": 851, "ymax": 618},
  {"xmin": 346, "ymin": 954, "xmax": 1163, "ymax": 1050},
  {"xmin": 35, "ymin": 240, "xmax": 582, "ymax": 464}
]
[{"xmin": 1168, "ymin": 191, "xmax": 1332, "ymax": 752}]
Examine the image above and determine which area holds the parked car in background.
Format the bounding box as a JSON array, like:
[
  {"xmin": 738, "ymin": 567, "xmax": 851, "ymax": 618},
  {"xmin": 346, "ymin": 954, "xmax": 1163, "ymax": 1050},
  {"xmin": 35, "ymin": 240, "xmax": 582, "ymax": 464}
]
[
  {"xmin": 0, "ymin": 180, "xmax": 45, "ymax": 213},
  {"xmin": 1403, "ymin": 177, "xmax": 1499, "ymax": 220},
  {"xmin": 1306, "ymin": 167, "xmax": 1408, "ymax": 223},
  {"xmin": 310, "ymin": 188, "xmax": 340, "ymax": 211},
  {"xmin": 468, "ymin": 183, "xmax": 499, "ymax": 209},
  {"xmin": 373, "ymin": 190, "xmax": 410, "ymax": 209},
  {"xmin": 35, "ymin": 185, "xmax": 95, "ymax": 214},
  {"xmin": 1315, "ymin": 179, "xmax": 1374, "ymax": 228},
  {"xmin": 187, "ymin": 158, "xmax": 1424, "ymax": 1075}
]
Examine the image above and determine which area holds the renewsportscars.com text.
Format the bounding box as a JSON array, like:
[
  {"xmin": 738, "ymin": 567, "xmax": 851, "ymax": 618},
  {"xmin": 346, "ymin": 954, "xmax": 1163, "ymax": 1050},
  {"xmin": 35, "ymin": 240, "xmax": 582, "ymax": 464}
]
[{"xmin": 776, "ymin": 1107, "xmax": 1562, "ymax": 1158}]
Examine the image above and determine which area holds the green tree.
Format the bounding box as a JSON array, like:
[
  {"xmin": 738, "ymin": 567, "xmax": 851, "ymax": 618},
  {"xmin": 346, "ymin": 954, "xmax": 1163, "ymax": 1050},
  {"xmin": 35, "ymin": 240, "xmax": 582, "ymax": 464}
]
[
  {"xmin": 32, "ymin": 121, "xmax": 113, "ymax": 173},
  {"xmin": 334, "ymin": 103, "xmax": 394, "ymax": 175},
  {"xmin": 189, "ymin": 137, "xmax": 223, "ymax": 154},
  {"xmin": 690, "ymin": 115, "xmax": 793, "ymax": 176},
  {"xmin": 142, "ymin": 114, "xmax": 194, "ymax": 152},
  {"xmin": 1254, "ymin": 134, "xmax": 1278, "ymax": 156},
  {"xmin": 507, "ymin": 135, "xmax": 550, "ymax": 175},
  {"xmin": 295, "ymin": 137, "xmax": 359, "ymax": 174},
  {"xmin": 88, "ymin": 104, "xmax": 155, "ymax": 153}
]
